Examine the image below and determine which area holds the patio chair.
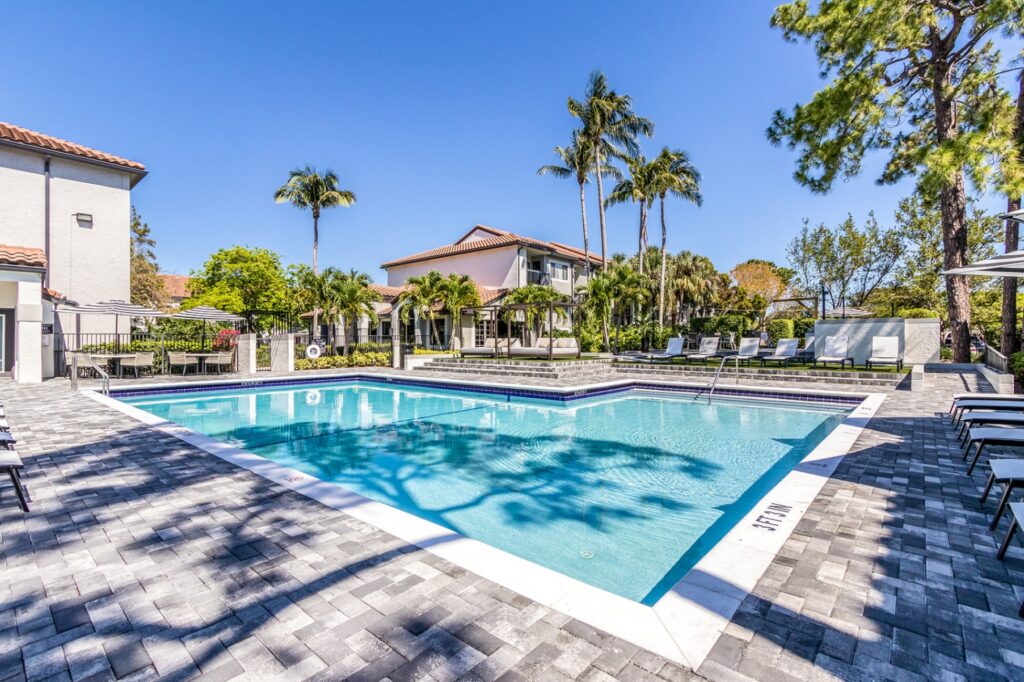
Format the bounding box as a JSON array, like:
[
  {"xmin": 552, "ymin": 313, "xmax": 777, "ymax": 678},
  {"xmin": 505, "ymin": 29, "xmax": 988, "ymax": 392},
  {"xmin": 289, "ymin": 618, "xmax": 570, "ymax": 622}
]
[
  {"xmin": 167, "ymin": 351, "xmax": 199, "ymax": 375},
  {"xmin": 722, "ymin": 337, "xmax": 761, "ymax": 366},
  {"xmin": 865, "ymin": 336, "xmax": 903, "ymax": 371},
  {"xmin": 813, "ymin": 336, "xmax": 854, "ymax": 369},
  {"xmin": 950, "ymin": 393, "xmax": 1006, "ymax": 414},
  {"xmin": 760, "ymin": 339, "xmax": 799, "ymax": 367},
  {"xmin": 120, "ymin": 352, "xmax": 155, "ymax": 379},
  {"xmin": 962, "ymin": 426, "xmax": 1024, "ymax": 475},
  {"xmin": 0, "ymin": 450, "xmax": 28, "ymax": 512},
  {"xmin": 683, "ymin": 336, "xmax": 721, "ymax": 365},
  {"xmin": 646, "ymin": 337, "xmax": 686, "ymax": 363},
  {"xmin": 980, "ymin": 459, "xmax": 1024, "ymax": 530},
  {"xmin": 0, "ymin": 431, "xmax": 15, "ymax": 450},
  {"xmin": 207, "ymin": 352, "xmax": 234, "ymax": 373}
]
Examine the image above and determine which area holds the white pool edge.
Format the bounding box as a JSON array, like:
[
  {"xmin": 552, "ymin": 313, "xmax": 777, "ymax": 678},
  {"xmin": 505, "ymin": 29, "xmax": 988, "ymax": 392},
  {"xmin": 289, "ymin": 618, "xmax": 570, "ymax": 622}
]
[{"xmin": 84, "ymin": 383, "xmax": 884, "ymax": 670}]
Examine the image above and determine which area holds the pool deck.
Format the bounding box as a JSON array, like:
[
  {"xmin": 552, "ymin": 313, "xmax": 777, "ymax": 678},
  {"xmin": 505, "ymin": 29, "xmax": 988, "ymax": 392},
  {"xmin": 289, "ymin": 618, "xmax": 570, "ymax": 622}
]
[{"xmin": 1, "ymin": 368, "xmax": 1022, "ymax": 681}]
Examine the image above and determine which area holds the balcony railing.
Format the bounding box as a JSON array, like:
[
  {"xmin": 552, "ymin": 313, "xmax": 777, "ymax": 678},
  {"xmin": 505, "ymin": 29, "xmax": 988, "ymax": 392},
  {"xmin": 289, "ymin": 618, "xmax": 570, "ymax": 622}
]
[{"xmin": 526, "ymin": 269, "xmax": 550, "ymax": 285}]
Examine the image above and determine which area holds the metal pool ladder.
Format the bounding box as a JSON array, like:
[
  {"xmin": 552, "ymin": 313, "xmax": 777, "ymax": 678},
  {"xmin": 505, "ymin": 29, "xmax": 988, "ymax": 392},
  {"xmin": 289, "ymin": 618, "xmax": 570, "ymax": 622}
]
[
  {"xmin": 70, "ymin": 354, "xmax": 110, "ymax": 396},
  {"xmin": 693, "ymin": 355, "xmax": 730, "ymax": 404}
]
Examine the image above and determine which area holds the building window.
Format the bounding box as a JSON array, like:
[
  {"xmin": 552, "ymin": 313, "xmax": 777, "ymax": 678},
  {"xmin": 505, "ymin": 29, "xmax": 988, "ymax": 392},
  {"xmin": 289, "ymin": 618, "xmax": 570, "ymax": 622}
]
[
  {"xmin": 475, "ymin": 318, "xmax": 496, "ymax": 342},
  {"xmin": 549, "ymin": 262, "xmax": 570, "ymax": 280}
]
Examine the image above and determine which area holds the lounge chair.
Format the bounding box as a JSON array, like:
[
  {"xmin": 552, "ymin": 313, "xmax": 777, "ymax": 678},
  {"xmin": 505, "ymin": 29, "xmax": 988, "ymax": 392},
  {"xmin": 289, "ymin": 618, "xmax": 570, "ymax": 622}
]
[
  {"xmin": 981, "ymin": 459, "xmax": 1024, "ymax": 530},
  {"xmin": 120, "ymin": 352, "xmax": 155, "ymax": 379},
  {"xmin": 957, "ymin": 411, "xmax": 1024, "ymax": 443},
  {"xmin": 951, "ymin": 398, "xmax": 1024, "ymax": 425},
  {"xmin": 508, "ymin": 338, "xmax": 579, "ymax": 358},
  {"xmin": 995, "ymin": 504, "xmax": 1024, "ymax": 579},
  {"xmin": 865, "ymin": 336, "xmax": 903, "ymax": 371},
  {"xmin": 0, "ymin": 431, "xmax": 15, "ymax": 450},
  {"xmin": 167, "ymin": 351, "xmax": 199, "ymax": 375},
  {"xmin": 962, "ymin": 426, "xmax": 1024, "ymax": 475},
  {"xmin": 813, "ymin": 335, "xmax": 854, "ymax": 369},
  {"xmin": 796, "ymin": 334, "xmax": 816, "ymax": 363},
  {"xmin": 722, "ymin": 337, "xmax": 761, "ymax": 366},
  {"xmin": 646, "ymin": 337, "xmax": 686, "ymax": 363},
  {"xmin": 950, "ymin": 393, "xmax": 1008, "ymax": 414},
  {"xmin": 683, "ymin": 336, "xmax": 721, "ymax": 365},
  {"xmin": 0, "ymin": 450, "xmax": 28, "ymax": 512},
  {"xmin": 760, "ymin": 339, "xmax": 799, "ymax": 367}
]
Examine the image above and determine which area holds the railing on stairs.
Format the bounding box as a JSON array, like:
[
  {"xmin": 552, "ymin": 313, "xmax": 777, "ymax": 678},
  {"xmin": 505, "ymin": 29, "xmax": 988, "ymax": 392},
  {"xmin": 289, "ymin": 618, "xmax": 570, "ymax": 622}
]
[
  {"xmin": 693, "ymin": 355, "xmax": 733, "ymax": 404},
  {"xmin": 70, "ymin": 354, "xmax": 110, "ymax": 396}
]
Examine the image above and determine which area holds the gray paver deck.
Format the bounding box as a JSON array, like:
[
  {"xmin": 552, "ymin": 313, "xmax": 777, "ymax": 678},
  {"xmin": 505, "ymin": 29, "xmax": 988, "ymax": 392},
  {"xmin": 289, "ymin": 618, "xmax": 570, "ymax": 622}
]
[{"xmin": 0, "ymin": 367, "xmax": 1022, "ymax": 681}]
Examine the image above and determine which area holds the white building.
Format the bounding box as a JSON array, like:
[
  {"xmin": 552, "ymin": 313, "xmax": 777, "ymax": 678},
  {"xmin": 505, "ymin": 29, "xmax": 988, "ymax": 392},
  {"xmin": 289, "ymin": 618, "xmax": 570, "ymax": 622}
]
[{"xmin": 0, "ymin": 122, "xmax": 146, "ymax": 382}]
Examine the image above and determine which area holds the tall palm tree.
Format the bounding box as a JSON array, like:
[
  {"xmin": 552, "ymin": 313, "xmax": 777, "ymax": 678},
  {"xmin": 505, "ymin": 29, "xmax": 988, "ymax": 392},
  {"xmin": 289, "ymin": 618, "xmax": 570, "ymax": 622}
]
[
  {"xmin": 397, "ymin": 271, "xmax": 445, "ymax": 348},
  {"xmin": 274, "ymin": 166, "xmax": 356, "ymax": 331},
  {"xmin": 605, "ymin": 154, "xmax": 659, "ymax": 277},
  {"xmin": 578, "ymin": 269, "xmax": 614, "ymax": 351},
  {"xmin": 330, "ymin": 272, "xmax": 381, "ymax": 356},
  {"xmin": 298, "ymin": 266, "xmax": 342, "ymax": 343},
  {"xmin": 537, "ymin": 132, "xmax": 619, "ymax": 276},
  {"xmin": 568, "ymin": 70, "xmax": 653, "ymax": 269},
  {"xmin": 652, "ymin": 148, "xmax": 703, "ymax": 326},
  {"xmin": 608, "ymin": 262, "xmax": 649, "ymax": 350},
  {"xmin": 439, "ymin": 273, "xmax": 482, "ymax": 349}
]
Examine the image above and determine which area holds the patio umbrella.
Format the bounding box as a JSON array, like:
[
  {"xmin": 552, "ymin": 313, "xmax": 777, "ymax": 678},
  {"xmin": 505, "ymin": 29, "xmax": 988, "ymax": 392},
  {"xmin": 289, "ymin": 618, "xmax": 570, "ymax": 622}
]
[
  {"xmin": 172, "ymin": 305, "xmax": 244, "ymax": 348},
  {"xmin": 66, "ymin": 299, "xmax": 167, "ymax": 335},
  {"xmin": 943, "ymin": 249, "xmax": 1024, "ymax": 277}
]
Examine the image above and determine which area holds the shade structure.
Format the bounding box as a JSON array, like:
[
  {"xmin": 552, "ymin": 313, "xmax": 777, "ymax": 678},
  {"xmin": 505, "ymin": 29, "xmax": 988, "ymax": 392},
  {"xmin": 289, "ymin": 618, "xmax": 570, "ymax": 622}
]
[
  {"xmin": 172, "ymin": 305, "xmax": 244, "ymax": 323},
  {"xmin": 67, "ymin": 299, "xmax": 167, "ymax": 317},
  {"xmin": 943, "ymin": 249, "xmax": 1024, "ymax": 277},
  {"xmin": 824, "ymin": 306, "xmax": 872, "ymax": 318}
]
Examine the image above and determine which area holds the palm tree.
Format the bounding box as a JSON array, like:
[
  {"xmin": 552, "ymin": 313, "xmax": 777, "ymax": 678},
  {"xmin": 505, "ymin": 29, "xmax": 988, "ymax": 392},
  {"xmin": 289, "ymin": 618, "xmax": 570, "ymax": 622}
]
[
  {"xmin": 397, "ymin": 271, "xmax": 445, "ymax": 348},
  {"xmin": 274, "ymin": 166, "xmax": 356, "ymax": 332},
  {"xmin": 568, "ymin": 70, "xmax": 653, "ymax": 268},
  {"xmin": 297, "ymin": 266, "xmax": 342, "ymax": 344},
  {"xmin": 578, "ymin": 269, "xmax": 614, "ymax": 351},
  {"xmin": 503, "ymin": 285, "xmax": 567, "ymax": 345},
  {"xmin": 537, "ymin": 132, "xmax": 619, "ymax": 276},
  {"xmin": 672, "ymin": 251, "xmax": 719, "ymax": 324},
  {"xmin": 605, "ymin": 154, "xmax": 659, "ymax": 277},
  {"xmin": 652, "ymin": 148, "xmax": 703, "ymax": 326},
  {"xmin": 439, "ymin": 273, "xmax": 482, "ymax": 349},
  {"xmin": 330, "ymin": 272, "xmax": 381, "ymax": 356}
]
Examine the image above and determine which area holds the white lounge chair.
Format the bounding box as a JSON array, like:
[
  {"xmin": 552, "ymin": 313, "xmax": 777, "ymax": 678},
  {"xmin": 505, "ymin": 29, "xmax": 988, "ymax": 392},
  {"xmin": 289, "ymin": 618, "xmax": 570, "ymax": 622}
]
[
  {"xmin": 814, "ymin": 335, "xmax": 854, "ymax": 369},
  {"xmin": 646, "ymin": 337, "xmax": 686, "ymax": 363},
  {"xmin": 760, "ymin": 338, "xmax": 799, "ymax": 367},
  {"xmin": 865, "ymin": 336, "xmax": 903, "ymax": 371},
  {"xmin": 684, "ymin": 336, "xmax": 721, "ymax": 365},
  {"xmin": 796, "ymin": 334, "xmax": 816, "ymax": 363},
  {"xmin": 722, "ymin": 337, "xmax": 761, "ymax": 366}
]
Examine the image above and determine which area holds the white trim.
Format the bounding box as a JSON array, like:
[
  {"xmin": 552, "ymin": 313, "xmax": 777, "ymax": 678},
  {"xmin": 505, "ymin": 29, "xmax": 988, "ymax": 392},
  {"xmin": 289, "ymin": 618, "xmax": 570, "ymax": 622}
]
[{"xmin": 85, "ymin": 381, "xmax": 883, "ymax": 669}]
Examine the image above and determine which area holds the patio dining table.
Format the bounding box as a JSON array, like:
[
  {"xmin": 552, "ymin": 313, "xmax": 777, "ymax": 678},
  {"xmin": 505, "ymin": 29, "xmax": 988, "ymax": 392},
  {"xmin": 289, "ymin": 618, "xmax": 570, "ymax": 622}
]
[{"xmin": 89, "ymin": 353, "xmax": 137, "ymax": 378}]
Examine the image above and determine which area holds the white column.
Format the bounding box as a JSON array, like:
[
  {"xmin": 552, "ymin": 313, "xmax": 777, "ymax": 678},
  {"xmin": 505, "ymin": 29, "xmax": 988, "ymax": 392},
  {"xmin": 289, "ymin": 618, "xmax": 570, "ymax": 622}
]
[
  {"xmin": 270, "ymin": 334, "xmax": 295, "ymax": 373},
  {"xmin": 391, "ymin": 307, "xmax": 402, "ymax": 368},
  {"xmin": 14, "ymin": 280, "xmax": 42, "ymax": 384},
  {"xmin": 237, "ymin": 333, "xmax": 258, "ymax": 374}
]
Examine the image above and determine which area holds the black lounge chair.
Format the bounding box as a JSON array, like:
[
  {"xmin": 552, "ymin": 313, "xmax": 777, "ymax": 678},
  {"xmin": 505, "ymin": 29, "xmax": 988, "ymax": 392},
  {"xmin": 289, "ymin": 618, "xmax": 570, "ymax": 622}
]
[
  {"xmin": 957, "ymin": 411, "xmax": 1024, "ymax": 444},
  {"xmin": 952, "ymin": 399, "xmax": 1024, "ymax": 425},
  {"xmin": 981, "ymin": 459, "xmax": 1024, "ymax": 530},
  {"xmin": 0, "ymin": 450, "xmax": 28, "ymax": 512},
  {"xmin": 962, "ymin": 427, "xmax": 1024, "ymax": 475}
]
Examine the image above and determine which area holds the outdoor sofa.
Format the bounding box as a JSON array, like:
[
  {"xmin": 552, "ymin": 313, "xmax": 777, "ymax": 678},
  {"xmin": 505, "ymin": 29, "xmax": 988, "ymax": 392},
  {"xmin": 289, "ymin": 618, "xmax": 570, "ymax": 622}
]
[{"xmin": 508, "ymin": 337, "xmax": 580, "ymax": 358}]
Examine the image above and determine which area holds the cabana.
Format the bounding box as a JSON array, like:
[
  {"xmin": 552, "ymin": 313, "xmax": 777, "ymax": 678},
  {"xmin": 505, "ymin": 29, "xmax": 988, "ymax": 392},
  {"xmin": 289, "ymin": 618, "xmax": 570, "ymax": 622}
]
[{"xmin": 499, "ymin": 301, "xmax": 582, "ymax": 361}]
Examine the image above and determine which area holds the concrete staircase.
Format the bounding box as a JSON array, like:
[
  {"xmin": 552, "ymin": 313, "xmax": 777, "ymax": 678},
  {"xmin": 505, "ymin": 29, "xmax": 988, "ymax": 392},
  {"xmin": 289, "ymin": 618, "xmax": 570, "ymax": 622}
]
[
  {"xmin": 413, "ymin": 357, "xmax": 615, "ymax": 380},
  {"xmin": 614, "ymin": 362, "xmax": 906, "ymax": 388}
]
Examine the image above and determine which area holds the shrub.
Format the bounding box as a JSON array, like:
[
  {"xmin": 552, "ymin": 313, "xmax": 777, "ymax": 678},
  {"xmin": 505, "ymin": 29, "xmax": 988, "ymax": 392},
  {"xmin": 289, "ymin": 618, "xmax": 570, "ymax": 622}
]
[
  {"xmin": 412, "ymin": 347, "xmax": 457, "ymax": 355},
  {"xmin": 793, "ymin": 318, "xmax": 816, "ymax": 339},
  {"xmin": 294, "ymin": 351, "xmax": 390, "ymax": 371},
  {"xmin": 212, "ymin": 329, "xmax": 239, "ymax": 350},
  {"xmin": 689, "ymin": 317, "xmax": 714, "ymax": 334},
  {"xmin": 767, "ymin": 319, "xmax": 795, "ymax": 345},
  {"xmin": 897, "ymin": 307, "xmax": 940, "ymax": 319}
]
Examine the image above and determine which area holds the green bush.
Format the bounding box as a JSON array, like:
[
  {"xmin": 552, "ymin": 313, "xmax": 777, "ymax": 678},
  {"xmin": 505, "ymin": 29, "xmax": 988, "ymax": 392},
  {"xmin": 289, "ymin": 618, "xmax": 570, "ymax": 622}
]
[
  {"xmin": 767, "ymin": 319, "xmax": 795, "ymax": 345},
  {"xmin": 412, "ymin": 347, "xmax": 457, "ymax": 355},
  {"xmin": 793, "ymin": 318, "xmax": 816, "ymax": 339},
  {"xmin": 1010, "ymin": 351, "xmax": 1024, "ymax": 380},
  {"xmin": 295, "ymin": 351, "xmax": 390, "ymax": 370},
  {"xmin": 897, "ymin": 307, "xmax": 940, "ymax": 319},
  {"xmin": 689, "ymin": 317, "xmax": 714, "ymax": 334}
]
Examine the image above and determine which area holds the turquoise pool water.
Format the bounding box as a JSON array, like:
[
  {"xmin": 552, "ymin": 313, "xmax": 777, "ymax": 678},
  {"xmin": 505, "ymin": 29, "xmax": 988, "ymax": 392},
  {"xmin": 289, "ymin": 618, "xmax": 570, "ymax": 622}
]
[{"xmin": 122, "ymin": 381, "xmax": 848, "ymax": 603}]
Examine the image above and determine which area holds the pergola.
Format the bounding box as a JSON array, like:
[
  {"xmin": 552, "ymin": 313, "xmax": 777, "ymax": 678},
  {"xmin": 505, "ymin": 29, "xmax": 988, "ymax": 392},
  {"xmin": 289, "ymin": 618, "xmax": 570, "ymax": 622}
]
[{"xmin": 462, "ymin": 301, "xmax": 582, "ymax": 360}]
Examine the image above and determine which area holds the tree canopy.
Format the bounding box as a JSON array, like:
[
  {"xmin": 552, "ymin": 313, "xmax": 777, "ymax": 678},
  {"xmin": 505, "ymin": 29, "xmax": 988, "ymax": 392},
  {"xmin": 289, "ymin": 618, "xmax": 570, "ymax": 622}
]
[{"xmin": 185, "ymin": 246, "xmax": 291, "ymax": 313}]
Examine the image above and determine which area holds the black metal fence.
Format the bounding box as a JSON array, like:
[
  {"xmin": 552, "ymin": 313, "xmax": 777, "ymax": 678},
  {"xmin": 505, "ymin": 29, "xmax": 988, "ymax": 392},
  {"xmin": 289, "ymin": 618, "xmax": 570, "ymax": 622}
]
[{"xmin": 54, "ymin": 332, "xmax": 238, "ymax": 377}]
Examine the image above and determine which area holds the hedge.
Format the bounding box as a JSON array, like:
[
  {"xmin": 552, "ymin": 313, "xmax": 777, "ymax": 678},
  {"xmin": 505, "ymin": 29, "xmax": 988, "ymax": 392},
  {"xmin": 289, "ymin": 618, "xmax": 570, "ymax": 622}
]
[
  {"xmin": 897, "ymin": 307, "xmax": 939, "ymax": 319},
  {"xmin": 295, "ymin": 351, "xmax": 390, "ymax": 370},
  {"xmin": 767, "ymin": 319, "xmax": 795, "ymax": 345},
  {"xmin": 793, "ymin": 318, "xmax": 815, "ymax": 339}
]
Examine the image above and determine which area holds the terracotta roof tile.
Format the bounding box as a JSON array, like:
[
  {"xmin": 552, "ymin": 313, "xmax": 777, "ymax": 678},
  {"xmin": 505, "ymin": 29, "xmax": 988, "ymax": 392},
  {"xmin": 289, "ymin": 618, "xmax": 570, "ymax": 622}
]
[
  {"xmin": 0, "ymin": 244, "xmax": 47, "ymax": 269},
  {"xmin": 0, "ymin": 122, "xmax": 145, "ymax": 172},
  {"xmin": 381, "ymin": 225, "xmax": 603, "ymax": 268},
  {"xmin": 159, "ymin": 274, "xmax": 191, "ymax": 299}
]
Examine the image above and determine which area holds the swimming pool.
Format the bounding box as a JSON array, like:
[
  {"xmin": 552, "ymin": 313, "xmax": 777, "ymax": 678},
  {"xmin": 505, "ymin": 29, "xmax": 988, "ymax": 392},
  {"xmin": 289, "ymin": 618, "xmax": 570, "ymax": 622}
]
[{"xmin": 121, "ymin": 380, "xmax": 849, "ymax": 603}]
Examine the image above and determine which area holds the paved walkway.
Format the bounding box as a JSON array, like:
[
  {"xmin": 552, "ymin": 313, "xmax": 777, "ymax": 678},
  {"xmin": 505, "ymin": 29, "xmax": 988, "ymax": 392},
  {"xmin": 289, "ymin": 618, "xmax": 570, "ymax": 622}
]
[{"xmin": 0, "ymin": 369, "xmax": 1021, "ymax": 681}]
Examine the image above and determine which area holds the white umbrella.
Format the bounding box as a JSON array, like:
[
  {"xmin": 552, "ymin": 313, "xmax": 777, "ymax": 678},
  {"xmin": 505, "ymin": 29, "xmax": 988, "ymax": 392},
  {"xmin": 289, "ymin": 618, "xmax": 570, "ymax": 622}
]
[
  {"xmin": 172, "ymin": 305, "xmax": 244, "ymax": 323},
  {"xmin": 65, "ymin": 299, "xmax": 167, "ymax": 335},
  {"xmin": 943, "ymin": 249, "xmax": 1024, "ymax": 277}
]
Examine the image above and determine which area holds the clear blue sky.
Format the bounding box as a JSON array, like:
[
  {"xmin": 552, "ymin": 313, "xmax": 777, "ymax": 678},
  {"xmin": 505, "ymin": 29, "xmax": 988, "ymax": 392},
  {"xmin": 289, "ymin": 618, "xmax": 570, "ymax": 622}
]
[{"xmin": 1, "ymin": 1, "xmax": 1009, "ymax": 283}]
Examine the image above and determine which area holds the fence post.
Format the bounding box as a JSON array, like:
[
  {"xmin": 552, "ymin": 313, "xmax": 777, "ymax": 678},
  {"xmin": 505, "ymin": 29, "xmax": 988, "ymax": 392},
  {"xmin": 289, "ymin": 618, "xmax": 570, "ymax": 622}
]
[
  {"xmin": 270, "ymin": 334, "xmax": 294, "ymax": 373},
  {"xmin": 237, "ymin": 334, "xmax": 258, "ymax": 374}
]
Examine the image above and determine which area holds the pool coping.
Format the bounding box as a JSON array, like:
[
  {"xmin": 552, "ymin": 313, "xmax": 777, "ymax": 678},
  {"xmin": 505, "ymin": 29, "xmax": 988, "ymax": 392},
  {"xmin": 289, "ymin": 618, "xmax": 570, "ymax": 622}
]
[{"xmin": 84, "ymin": 373, "xmax": 884, "ymax": 669}]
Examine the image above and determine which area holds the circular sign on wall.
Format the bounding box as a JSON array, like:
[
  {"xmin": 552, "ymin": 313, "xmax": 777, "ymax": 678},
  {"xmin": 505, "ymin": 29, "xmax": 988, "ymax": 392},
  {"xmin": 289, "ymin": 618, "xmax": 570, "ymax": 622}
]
[{"xmin": 305, "ymin": 344, "xmax": 322, "ymax": 359}]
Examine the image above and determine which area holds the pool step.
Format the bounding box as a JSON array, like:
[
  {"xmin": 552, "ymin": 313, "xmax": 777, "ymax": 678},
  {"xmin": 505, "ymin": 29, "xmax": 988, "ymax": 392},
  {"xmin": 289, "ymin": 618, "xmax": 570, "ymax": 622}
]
[{"xmin": 614, "ymin": 363, "xmax": 905, "ymax": 387}]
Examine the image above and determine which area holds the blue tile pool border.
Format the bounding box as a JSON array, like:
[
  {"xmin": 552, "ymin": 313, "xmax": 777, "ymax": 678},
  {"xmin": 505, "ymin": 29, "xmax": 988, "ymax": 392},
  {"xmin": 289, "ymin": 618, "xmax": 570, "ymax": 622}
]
[{"xmin": 109, "ymin": 373, "xmax": 866, "ymax": 407}]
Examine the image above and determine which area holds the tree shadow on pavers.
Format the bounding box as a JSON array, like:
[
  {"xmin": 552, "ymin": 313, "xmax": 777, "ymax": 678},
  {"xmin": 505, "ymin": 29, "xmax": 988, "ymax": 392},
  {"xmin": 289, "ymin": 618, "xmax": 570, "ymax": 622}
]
[{"xmin": 693, "ymin": 406, "xmax": 1024, "ymax": 681}]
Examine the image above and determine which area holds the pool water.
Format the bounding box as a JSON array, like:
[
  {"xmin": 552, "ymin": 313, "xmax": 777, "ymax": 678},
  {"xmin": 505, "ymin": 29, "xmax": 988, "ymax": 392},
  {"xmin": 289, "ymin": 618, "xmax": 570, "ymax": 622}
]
[{"xmin": 122, "ymin": 381, "xmax": 848, "ymax": 603}]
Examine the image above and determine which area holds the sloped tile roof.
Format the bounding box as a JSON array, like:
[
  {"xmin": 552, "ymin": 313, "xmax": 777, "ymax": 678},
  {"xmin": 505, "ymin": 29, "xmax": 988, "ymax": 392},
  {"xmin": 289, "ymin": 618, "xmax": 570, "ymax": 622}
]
[
  {"xmin": 0, "ymin": 244, "xmax": 47, "ymax": 269},
  {"xmin": 159, "ymin": 274, "xmax": 191, "ymax": 299},
  {"xmin": 0, "ymin": 122, "xmax": 145, "ymax": 172},
  {"xmin": 381, "ymin": 225, "xmax": 603, "ymax": 268}
]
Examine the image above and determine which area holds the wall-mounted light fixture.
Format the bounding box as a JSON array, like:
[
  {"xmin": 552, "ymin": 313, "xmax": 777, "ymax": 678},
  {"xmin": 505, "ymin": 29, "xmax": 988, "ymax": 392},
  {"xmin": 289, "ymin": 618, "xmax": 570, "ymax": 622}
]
[{"xmin": 74, "ymin": 213, "xmax": 93, "ymax": 228}]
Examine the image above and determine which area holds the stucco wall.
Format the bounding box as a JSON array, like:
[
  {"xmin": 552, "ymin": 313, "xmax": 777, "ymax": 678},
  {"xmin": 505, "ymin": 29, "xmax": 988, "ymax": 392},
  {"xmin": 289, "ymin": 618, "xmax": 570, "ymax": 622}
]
[
  {"xmin": 385, "ymin": 246, "xmax": 520, "ymax": 288},
  {"xmin": 813, "ymin": 318, "xmax": 940, "ymax": 365},
  {"xmin": 0, "ymin": 147, "xmax": 132, "ymax": 335}
]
